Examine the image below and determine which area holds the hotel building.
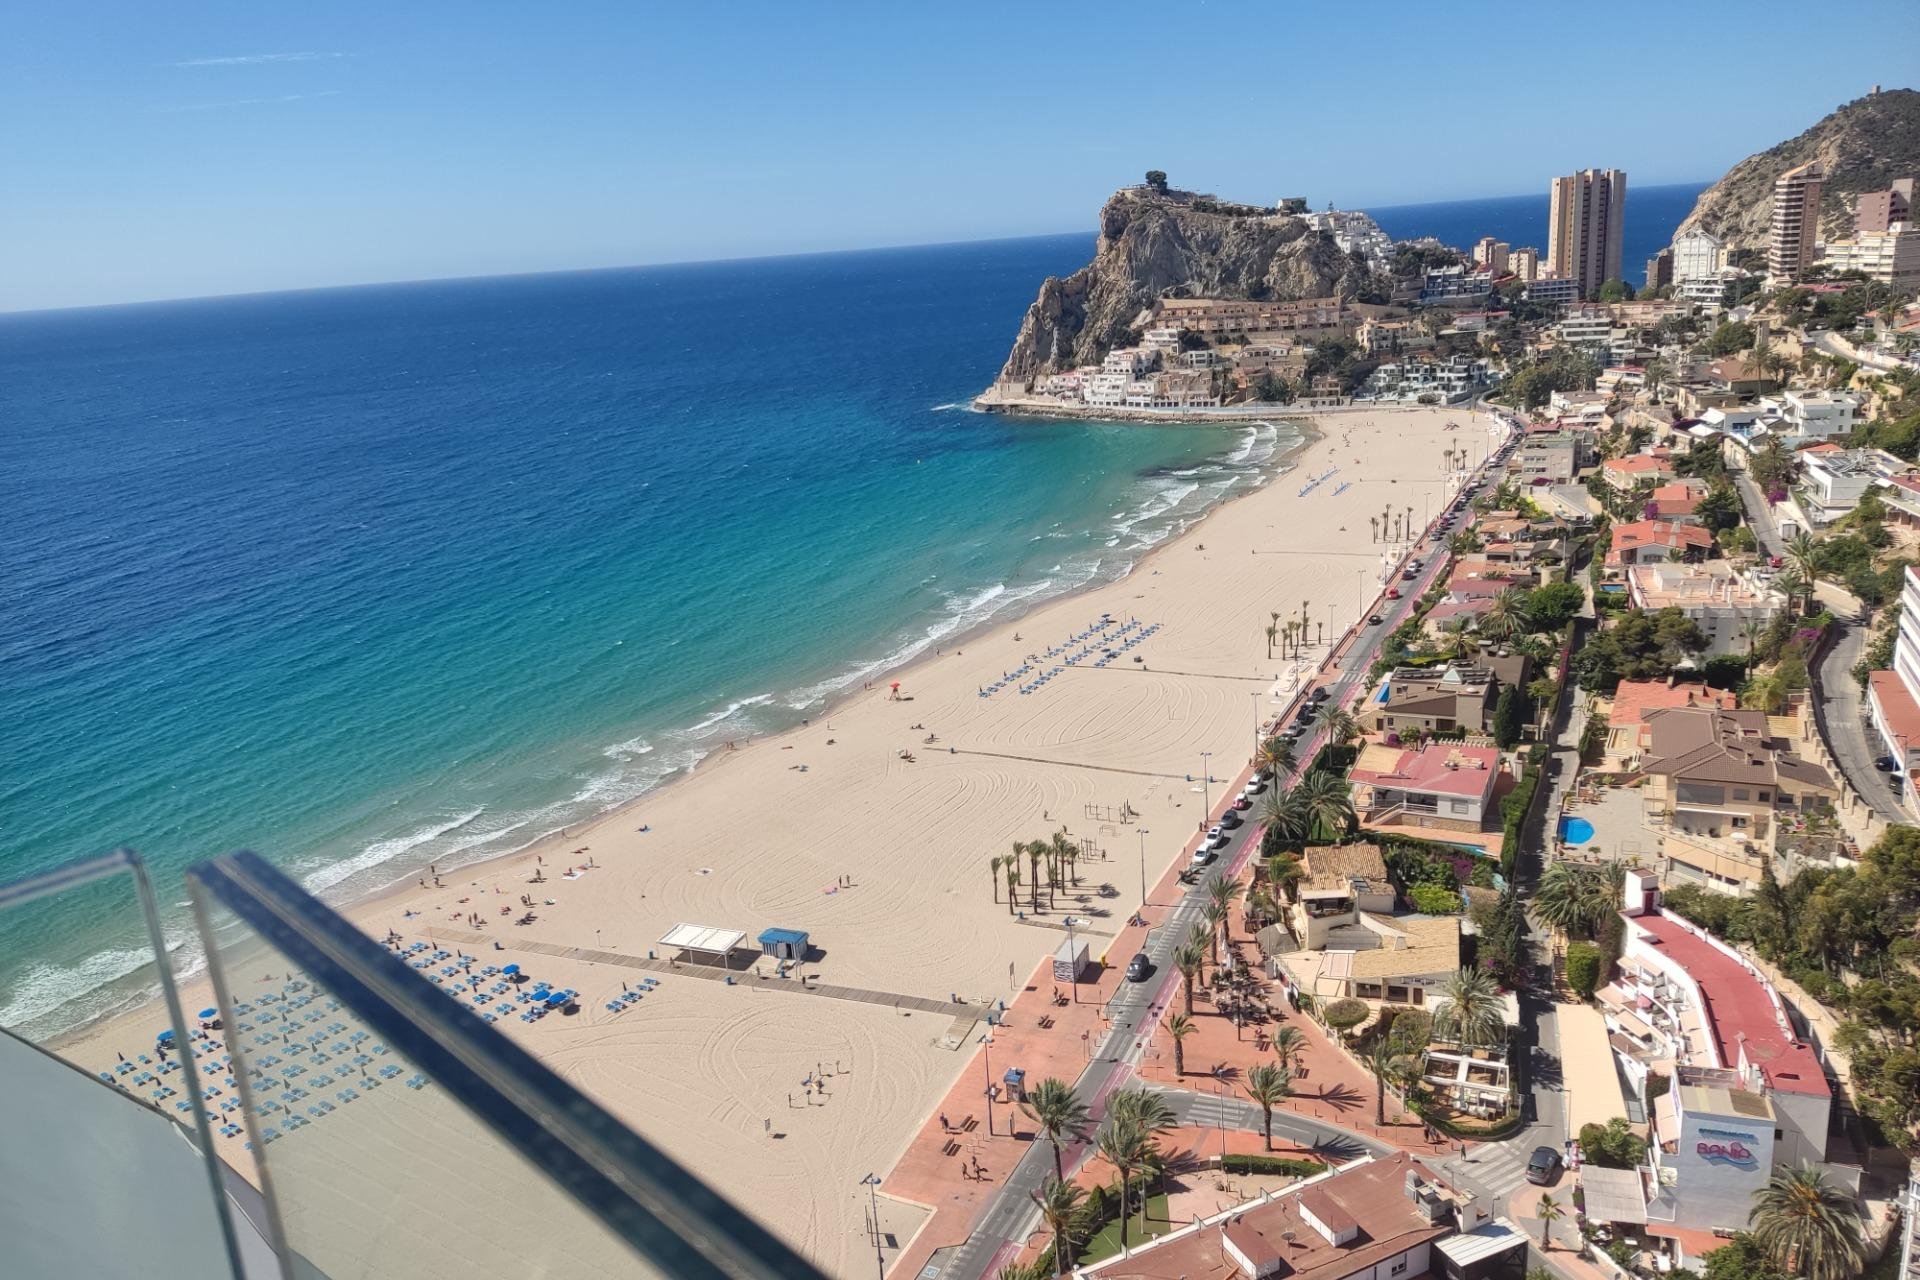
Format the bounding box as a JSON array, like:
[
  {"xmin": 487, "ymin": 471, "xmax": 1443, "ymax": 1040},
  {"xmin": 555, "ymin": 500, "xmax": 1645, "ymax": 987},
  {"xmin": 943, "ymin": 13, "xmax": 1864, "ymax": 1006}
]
[
  {"xmin": 1767, "ymin": 161, "xmax": 1825, "ymax": 283},
  {"xmin": 1671, "ymin": 229, "xmax": 1726, "ymax": 282},
  {"xmin": 1548, "ymin": 168, "xmax": 1627, "ymax": 300}
]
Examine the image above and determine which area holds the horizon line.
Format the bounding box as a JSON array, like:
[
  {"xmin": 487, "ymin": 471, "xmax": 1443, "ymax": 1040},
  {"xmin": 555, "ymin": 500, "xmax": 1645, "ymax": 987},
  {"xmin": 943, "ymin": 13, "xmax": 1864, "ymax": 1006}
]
[{"xmin": 0, "ymin": 178, "xmax": 1708, "ymax": 319}]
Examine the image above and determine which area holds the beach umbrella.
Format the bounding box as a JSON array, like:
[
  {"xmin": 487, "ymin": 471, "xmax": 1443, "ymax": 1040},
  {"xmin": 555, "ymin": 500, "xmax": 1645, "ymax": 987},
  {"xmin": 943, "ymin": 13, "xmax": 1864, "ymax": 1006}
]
[
  {"xmin": 198, "ymin": 1008, "xmax": 217, "ymax": 1020},
  {"xmin": 545, "ymin": 992, "xmax": 570, "ymax": 1006},
  {"xmin": 501, "ymin": 964, "xmax": 520, "ymax": 975},
  {"xmin": 156, "ymin": 1029, "xmax": 175, "ymax": 1043}
]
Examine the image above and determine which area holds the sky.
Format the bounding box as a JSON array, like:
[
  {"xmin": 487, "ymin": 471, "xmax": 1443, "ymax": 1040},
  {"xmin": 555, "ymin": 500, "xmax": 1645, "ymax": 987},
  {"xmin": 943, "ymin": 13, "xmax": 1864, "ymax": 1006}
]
[{"xmin": 4, "ymin": 0, "xmax": 1917, "ymax": 313}]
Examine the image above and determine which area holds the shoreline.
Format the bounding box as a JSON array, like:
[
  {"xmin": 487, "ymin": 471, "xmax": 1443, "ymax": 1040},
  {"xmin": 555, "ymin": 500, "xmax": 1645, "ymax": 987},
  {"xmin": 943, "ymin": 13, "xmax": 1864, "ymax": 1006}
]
[
  {"xmin": 970, "ymin": 392, "xmax": 1451, "ymax": 424},
  {"xmin": 41, "ymin": 417, "xmax": 1318, "ymax": 1049},
  {"xmin": 52, "ymin": 406, "xmax": 1484, "ymax": 1275}
]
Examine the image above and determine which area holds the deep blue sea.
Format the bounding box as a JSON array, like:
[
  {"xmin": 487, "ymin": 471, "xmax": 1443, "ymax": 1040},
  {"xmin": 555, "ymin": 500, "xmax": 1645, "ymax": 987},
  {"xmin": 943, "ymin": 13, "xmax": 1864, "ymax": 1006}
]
[
  {"xmin": 1365, "ymin": 181, "xmax": 1709, "ymax": 288},
  {"xmin": 0, "ymin": 236, "xmax": 1307, "ymax": 1035}
]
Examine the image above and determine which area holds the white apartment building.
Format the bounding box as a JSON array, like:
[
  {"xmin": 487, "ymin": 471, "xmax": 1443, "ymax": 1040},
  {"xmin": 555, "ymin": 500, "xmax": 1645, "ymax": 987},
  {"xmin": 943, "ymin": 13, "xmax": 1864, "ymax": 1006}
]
[
  {"xmin": 1082, "ymin": 371, "xmax": 1130, "ymax": 407},
  {"xmin": 1784, "ymin": 448, "xmax": 1891, "ymax": 530},
  {"xmin": 1626, "ymin": 561, "xmax": 1785, "ymax": 655},
  {"xmin": 1556, "ymin": 308, "xmax": 1614, "ymax": 348},
  {"xmin": 1672, "ymin": 229, "xmax": 1726, "ymax": 281},
  {"xmin": 1525, "ymin": 276, "xmax": 1580, "ymax": 309},
  {"xmin": 1818, "ymin": 224, "xmax": 1920, "ymax": 289},
  {"xmin": 1760, "ymin": 389, "xmax": 1860, "ymax": 441},
  {"xmin": 1101, "ymin": 347, "xmax": 1155, "ymax": 376},
  {"xmin": 1676, "ymin": 270, "xmax": 1743, "ymax": 310}
]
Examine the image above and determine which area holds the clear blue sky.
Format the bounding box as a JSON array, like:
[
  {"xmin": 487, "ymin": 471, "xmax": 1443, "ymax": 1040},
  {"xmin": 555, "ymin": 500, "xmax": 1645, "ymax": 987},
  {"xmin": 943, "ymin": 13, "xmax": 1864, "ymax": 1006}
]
[{"xmin": 5, "ymin": 0, "xmax": 1916, "ymax": 312}]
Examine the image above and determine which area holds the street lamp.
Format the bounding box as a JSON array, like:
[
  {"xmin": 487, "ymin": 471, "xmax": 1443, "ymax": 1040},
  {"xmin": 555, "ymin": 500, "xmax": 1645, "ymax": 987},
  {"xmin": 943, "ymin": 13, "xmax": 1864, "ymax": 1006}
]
[
  {"xmin": 1251, "ymin": 691, "xmax": 1262, "ymax": 759},
  {"xmin": 1137, "ymin": 828, "xmax": 1151, "ymax": 908},
  {"xmin": 1200, "ymin": 751, "xmax": 1214, "ymax": 828},
  {"xmin": 860, "ymin": 1173, "xmax": 884, "ymax": 1280},
  {"xmin": 981, "ymin": 1031, "xmax": 996, "ymax": 1136}
]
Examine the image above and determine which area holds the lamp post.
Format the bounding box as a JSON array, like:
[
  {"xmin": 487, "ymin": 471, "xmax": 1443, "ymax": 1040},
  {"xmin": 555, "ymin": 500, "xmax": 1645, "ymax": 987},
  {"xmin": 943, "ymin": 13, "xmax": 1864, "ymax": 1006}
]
[
  {"xmin": 1199, "ymin": 751, "xmax": 1214, "ymax": 830},
  {"xmin": 860, "ymin": 1173, "xmax": 884, "ymax": 1280},
  {"xmin": 1137, "ymin": 828, "xmax": 1151, "ymax": 908},
  {"xmin": 1251, "ymin": 691, "xmax": 1262, "ymax": 760},
  {"xmin": 981, "ymin": 1032, "xmax": 996, "ymax": 1136}
]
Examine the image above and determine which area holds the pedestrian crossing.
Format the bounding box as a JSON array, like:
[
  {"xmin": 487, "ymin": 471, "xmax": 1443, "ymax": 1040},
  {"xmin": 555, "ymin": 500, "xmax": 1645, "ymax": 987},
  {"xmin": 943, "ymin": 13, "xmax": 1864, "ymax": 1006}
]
[{"xmin": 1447, "ymin": 1138, "xmax": 1540, "ymax": 1198}]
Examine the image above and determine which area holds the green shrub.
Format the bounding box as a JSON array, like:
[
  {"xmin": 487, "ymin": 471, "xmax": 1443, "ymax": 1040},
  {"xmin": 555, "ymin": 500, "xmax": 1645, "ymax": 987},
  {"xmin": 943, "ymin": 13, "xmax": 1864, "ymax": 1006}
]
[
  {"xmin": 1220, "ymin": 1154, "xmax": 1328, "ymax": 1177},
  {"xmin": 1322, "ymin": 998, "xmax": 1369, "ymax": 1032},
  {"xmin": 1565, "ymin": 941, "xmax": 1605, "ymax": 998},
  {"xmin": 1407, "ymin": 883, "xmax": 1462, "ymax": 915}
]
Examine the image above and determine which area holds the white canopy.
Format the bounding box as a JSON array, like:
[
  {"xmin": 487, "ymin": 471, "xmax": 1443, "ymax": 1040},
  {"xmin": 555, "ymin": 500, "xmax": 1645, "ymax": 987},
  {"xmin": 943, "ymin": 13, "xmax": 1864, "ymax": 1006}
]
[
  {"xmin": 1579, "ymin": 1166, "xmax": 1648, "ymax": 1225},
  {"xmin": 658, "ymin": 923, "xmax": 747, "ymax": 956}
]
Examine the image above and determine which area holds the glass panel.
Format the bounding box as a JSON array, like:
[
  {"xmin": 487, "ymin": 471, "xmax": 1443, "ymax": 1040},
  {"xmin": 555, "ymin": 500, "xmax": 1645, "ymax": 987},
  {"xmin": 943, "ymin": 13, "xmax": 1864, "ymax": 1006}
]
[
  {"xmin": 0, "ymin": 853, "xmax": 240, "ymax": 1279},
  {"xmin": 193, "ymin": 893, "xmax": 660, "ymax": 1280}
]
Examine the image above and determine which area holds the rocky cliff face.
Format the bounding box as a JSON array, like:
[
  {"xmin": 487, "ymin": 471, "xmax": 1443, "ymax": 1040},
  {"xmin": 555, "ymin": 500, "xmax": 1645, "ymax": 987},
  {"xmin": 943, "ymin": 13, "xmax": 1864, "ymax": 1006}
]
[
  {"xmin": 994, "ymin": 190, "xmax": 1365, "ymax": 385},
  {"xmin": 1677, "ymin": 88, "xmax": 1920, "ymax": 254}
]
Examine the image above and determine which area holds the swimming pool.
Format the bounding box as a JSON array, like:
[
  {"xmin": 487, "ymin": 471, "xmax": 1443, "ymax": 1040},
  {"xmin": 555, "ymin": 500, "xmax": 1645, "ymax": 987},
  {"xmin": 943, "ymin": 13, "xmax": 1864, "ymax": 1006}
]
[{"xmin": 1558, "ymin": 816, "xmax": 1595, "ymax": 844}]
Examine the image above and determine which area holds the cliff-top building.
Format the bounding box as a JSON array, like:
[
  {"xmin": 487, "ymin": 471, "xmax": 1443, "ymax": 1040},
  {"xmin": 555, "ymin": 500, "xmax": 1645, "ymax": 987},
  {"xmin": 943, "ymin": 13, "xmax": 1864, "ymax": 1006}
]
[{"xmin": 1548, "ymin": 168, "xmax": 1627, "ymax": 300}]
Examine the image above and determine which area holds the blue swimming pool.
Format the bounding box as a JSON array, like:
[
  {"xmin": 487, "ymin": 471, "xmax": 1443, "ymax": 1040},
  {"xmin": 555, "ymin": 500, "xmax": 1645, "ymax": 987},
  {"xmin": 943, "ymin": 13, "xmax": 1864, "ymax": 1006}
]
[{"xmin": 1558, "ymin": 816, "xmax": 1595, "ymax": 844}]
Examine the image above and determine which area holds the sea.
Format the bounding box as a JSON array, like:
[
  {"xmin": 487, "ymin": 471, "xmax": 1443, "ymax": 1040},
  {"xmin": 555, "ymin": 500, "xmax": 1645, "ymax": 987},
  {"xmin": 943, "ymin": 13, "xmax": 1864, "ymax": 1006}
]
[
  {"xmin": 0, "ymin": 183, "xmax": 1707, "ymax": 1039},
  {"xmin": 0, "ymin": 236, "xmax": 1298, "ymax": 1037},
  {"xmin": 1366, "ymin": 180, "xmax": 1709, "ymax": 288}
]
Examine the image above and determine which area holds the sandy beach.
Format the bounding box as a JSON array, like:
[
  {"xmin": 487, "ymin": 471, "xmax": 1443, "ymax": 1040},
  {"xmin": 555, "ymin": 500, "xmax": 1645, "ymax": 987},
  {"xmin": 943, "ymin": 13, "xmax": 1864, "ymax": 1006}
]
[{"xmin": 59, "ymin": 405, "xmax": 1492, "ymax": 1277}]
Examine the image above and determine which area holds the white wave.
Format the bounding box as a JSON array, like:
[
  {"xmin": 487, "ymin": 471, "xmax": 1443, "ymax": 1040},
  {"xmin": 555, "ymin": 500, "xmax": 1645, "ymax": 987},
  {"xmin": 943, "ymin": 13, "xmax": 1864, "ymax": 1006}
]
[
  {"xmin": 930, "ymin": 402, "xmax": 963, "ymax": 411},
  {"xmin": 0, "ymin": 941, "xmax": 184, "ymax": 1030},
  {"xmin": 684, "ymin": 693, "xmax": 774, "ymax": 736},
  {"xmin": 301, "ymin": 808, "xmax": 485, "ymax": 894},
  {"xmin": 601, "ymin": 734, "xmax": 654, "ymax": 760}
]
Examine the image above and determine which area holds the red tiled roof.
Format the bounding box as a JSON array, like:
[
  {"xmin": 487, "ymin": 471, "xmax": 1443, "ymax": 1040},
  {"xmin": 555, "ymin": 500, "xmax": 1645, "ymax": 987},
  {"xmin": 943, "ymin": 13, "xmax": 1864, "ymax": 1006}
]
[
  {"xmin": 1868, "ymin": 671, "xmax": 1920, "ymax": 752},
  {"xmin": 1632, "ymin": 913, "xmax": 1828, "ymax": 1097},
  {"xmin": 1607, "ymin": 520, "xmax": 1714, "ymax": 565},
  {"xmin": 1606, "ymin": 680, "xmax": 1737, "ymax": 729},
  {"xmin": 1351, "ymin": 742, "xmax": 1502, "ymax": 798},
  {"xmin": 1604, "ymin": 455, "xmax": 1674, "ymax": 475}
]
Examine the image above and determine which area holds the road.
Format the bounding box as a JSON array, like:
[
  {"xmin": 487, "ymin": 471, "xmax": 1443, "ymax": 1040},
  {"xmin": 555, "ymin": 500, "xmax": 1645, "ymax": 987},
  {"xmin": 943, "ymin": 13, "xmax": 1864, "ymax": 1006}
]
[
  {"xmin": 932, "ymin": 414, "xmax": 1522, "ymax": 1280},
  {"xmin": 1728, "ymin": 471, "xmax": 1906, "ymax": 821}
]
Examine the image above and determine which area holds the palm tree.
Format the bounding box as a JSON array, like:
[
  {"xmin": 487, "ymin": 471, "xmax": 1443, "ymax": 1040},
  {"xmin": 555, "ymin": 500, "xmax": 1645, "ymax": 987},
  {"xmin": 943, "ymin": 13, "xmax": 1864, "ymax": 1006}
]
[
  {"xmin": 1261, "ymin": 783, "xmax": 1311, "ymax": 844},
  {"xmin": 1241, "ymin": 1062, "xmax": 1291, "ymax": 1150},
  {"xmin": 1296, "ymin": 769, "xmax": 1355, "ymax": 841},
  {"xmin": 1314, "ymin": 704, "xmax": 1359, "ymax": 751},
  {"xmin": 1166, "ymin": 1012, "xmax": 1195, "ymax": 1075},
  {"xmin": 1205, "ymin": 872, "xmax": 1244, "ymax": 916},
  {"xmin": 1095, "ymin": 1116, "xmax": 1152, "ymax": 1252},
  {"xmin": 1005, "ymin": 865, "xmax": 1021, "ymax": 916},
  {"xmin": 1784, "ymin": 531, "xmax": 1819, "ymax": 612},
  {"xmin": 1749, "ymin": 1163, "xmax": 1864, "ymax": 1280},
  {"xmin": 1370, "ymin": 515, "xmax": 1380, "ymax": 543},
  {"xmin": 1536, "ymin": 1193, "xmax": 1563, "ymax": 1248},
  {"xmin": 1257, "ymin": 736, "xmax": 1295, "ymax": 781},
  {"xmin": 1433, "ymin": 966, "xmax": 1505, "ymax": 1048},
  {"xmin": 1270, "ymin": 1025, "xmax": 1306, "ymax": 1077},
  {"xmin": 1739, "ymin": 616, "xmax": 1766, "ymax": 656},
  {"xmin": 1369, "ymin": 1042, "xmax": 1396, "ymax": 1127},
  {"xmin": 990, "ymin": 855, "xmax": 1005, "ymax": 903},
  {"xmin": 1245, "ymin": 886, "xmax": 1280, "ymax": 930},
  {"xmin": 1265, "ymin": 623, "xmax": 1278, "ymax": 658},
  {"xmin": 1027, "ymin": 842, "xmax": 1043, "ymax": 912},
  {"xmin": 1300, "ymin": 599, "xmax": 1311, "ymax": 652},
  {"xmin": 1482, "ymin": 587, "xmax": 1534, "ymax": 640},
  {"xmin": 1107, "ymin": 1086, "xmax": 1175, "ymax": 1137},
  {"xmin": 1020, "ymin": 1078, "xmax": 1091, "ymax": 1181},
  {"xmin": 1029, "ymin": 1177, "xmax": 1089, "ymax": 1277},
  {"xmin": 997, "ymin": 1258, "xmax": 1052, "ymax": 1280},
  {"xmin": 1533, "ymin": 860, "xmax": 1591, "ymax": 937},
  {"xmin": 1175, "ymin": 936, "xmax": 1206, "ymax": 1017},
  {"xmin": 1202, "ymin": 900, "xmax": 1229, "ymax": 966},
  {"xmin": 1743, "ymin": 672, "xmax": 1790, "ymax": 714}
]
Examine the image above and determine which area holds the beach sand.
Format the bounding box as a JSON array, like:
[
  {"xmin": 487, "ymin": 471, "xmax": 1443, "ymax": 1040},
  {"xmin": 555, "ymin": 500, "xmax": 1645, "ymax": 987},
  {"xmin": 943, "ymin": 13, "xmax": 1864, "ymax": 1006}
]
[{"xmin": 58, "ymin": 406, "xmax": 1490, "ymax": 1276}]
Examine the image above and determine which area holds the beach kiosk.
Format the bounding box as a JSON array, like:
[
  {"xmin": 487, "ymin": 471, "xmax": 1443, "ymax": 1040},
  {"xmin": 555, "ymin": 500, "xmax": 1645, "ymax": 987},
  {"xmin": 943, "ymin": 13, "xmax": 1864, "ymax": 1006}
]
[
  {"xmin": 658, "ymin": 923, "xmax": 747, "ymax": 968},
  {"xmin": 1051, "ymin": 937, "xmax": 1090, "ymax": 984},
  {"xmin": 1001, "ymin": 1067, "xmax": 1027, "ymax": 1104},
  {"xmin": 757, "ymin": 927, "xmax": 809, "ymax": 961}
]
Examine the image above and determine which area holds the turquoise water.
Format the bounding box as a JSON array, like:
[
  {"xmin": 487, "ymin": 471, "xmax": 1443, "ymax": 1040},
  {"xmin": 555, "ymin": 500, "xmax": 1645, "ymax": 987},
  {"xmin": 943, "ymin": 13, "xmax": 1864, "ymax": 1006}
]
[
  {"xmin": 1559, "ymin": 816, "xmax": 1596, "ymax": 845},
  {"xmin": 0, "ymin": 236, "xmax": 1302, "ymax": 1035}
]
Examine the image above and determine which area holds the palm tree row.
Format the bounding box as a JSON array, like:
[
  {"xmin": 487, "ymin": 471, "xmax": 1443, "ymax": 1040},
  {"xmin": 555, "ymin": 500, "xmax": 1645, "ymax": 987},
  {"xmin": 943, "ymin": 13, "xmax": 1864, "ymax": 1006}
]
[
  {"xmin": 987, "ymin": 829, "xmax": 1081, "ymax": 914},
  {"xmin": 1258, "ymin": 768, "xmax": 1357, "ymax": 845}
]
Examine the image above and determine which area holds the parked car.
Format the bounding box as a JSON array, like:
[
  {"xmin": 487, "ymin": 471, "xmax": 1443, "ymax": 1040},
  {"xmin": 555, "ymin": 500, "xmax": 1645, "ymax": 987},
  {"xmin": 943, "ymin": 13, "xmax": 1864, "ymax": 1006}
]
[
  {"xmin": 1242, "ymin": 778, "xmax": 1265, "ymax": 797},
  {"xmin": 1125, "ymin": 952, "xmax": 1152, "ymax": 982},
  {"xmin": 1525, "ymin": 1146, "xmax": 1563, "ymax": 1185},
  {"xmin": 1876, "ymin": 755, "xmax": 1901, "ymax": 773},
  {"xmin": 1191, "ymin": 846, "xmax": 1216, "ymax": 867},
  {"xmin": 1219, "ymin": 810, "xmax": 1242, "ymax": 829},
  {"xmin": 1232, "ymin": 794, "xmax": 1253, "ymax": 810},
  {"xmin": 1385, "ymin": 587, "xmax": 1402, "ymax": 600},
  {"xmin": 1367, "ymin": 614, "xmax": 1384, "ymax": 625},
  {"xmin": 1207, "ymin": 824, "xmax": 1225, "ymax": 843}
]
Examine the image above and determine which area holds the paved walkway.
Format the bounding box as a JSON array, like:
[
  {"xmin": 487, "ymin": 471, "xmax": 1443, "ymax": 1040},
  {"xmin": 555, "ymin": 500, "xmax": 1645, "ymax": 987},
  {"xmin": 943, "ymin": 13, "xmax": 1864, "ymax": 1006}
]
[{"xmin": 424, "ymin": 928, "xmax": 976, "ymax": 1019}]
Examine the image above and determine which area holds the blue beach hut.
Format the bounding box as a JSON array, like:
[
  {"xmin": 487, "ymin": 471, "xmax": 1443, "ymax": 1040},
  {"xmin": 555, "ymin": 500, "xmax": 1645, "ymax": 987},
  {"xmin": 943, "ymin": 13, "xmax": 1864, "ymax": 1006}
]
[{"xmin": 757, "ymin": 927, "xmax": 809, "ymax": 961}]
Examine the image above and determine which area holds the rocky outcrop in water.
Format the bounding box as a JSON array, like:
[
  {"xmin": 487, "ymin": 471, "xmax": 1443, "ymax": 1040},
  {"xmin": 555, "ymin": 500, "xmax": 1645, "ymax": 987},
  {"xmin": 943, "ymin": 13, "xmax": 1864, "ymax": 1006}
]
[{"xmin": 993, "ymin": 188, "xmax": 1365, "ymax": 386}]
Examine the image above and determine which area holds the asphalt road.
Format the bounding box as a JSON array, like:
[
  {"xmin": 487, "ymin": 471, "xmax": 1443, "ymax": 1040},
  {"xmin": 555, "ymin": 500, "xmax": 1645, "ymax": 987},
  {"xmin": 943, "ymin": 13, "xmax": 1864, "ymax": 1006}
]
[
  {"xmin": 1728, "ymin": 470, "xmax": 1906, "ymax": 821},
  {"xmin": 934, "ymin": 415, "xmax": 1520, "ymax": 1279}
]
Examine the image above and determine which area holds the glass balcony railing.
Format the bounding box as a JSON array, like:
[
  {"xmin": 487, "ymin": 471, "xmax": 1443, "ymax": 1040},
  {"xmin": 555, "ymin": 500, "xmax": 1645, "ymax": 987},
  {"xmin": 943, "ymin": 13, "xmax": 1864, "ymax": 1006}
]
[{"xmin": 4, "ymin": 849, "xmax": 831, "ymax": 1279}]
